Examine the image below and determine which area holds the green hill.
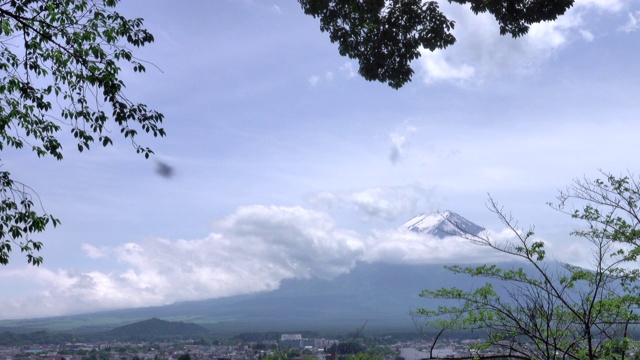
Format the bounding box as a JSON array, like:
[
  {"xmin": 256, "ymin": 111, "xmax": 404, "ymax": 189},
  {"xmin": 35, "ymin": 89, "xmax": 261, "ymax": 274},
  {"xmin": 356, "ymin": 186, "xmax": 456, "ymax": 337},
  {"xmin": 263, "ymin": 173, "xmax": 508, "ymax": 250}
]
[{"xmin": 104, "ymin": 318, "xmax": 210, "ymax": 340}]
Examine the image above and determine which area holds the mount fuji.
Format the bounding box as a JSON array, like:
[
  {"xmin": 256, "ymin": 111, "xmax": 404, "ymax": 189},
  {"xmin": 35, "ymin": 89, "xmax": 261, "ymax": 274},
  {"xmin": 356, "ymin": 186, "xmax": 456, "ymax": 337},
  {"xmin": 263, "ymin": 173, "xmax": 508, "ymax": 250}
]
[
  {"xmin": 0, "ymin": 211, "xmax": 494, "ymax": 335},
  {"xmin": 402, "ymin": 210, "xmax": 484, "ymax": 238}
]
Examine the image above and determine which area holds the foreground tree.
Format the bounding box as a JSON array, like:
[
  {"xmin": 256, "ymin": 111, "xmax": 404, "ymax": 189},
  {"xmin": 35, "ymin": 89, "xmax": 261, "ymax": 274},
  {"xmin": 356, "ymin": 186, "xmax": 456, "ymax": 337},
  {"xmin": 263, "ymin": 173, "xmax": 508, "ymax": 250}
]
[
  {"xmin": 415, "ymin": 172, "xmax": 640, "ymax": 360},
  {"xmin": 0, "ymin": 0, "xmax": 164, "ymax": 265},
  {"xmin": 299, "ymin": 0, "xmax": 574, "ymax": 89}
]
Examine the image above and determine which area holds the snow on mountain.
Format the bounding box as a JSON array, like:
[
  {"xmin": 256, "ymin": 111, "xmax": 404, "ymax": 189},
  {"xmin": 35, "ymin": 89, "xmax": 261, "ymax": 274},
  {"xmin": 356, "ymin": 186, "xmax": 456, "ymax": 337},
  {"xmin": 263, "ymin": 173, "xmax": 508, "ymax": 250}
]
[{"xmin": 402, "ymin": 210, "xmax": 484, "ymax": 238}]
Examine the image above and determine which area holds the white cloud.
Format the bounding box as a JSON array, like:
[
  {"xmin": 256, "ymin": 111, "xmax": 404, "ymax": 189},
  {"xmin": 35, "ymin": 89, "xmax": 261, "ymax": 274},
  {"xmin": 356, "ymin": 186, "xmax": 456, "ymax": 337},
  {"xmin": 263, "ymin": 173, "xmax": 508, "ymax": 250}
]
[
  {"xmin": 309, "ymin": 184, "xmax": 434, "ymax": 221},
  {"xmin": 363, "ymin": 227, "xmax": 521, "ymax": 264},
  {"xmin": 213, "ymin": 205, "xmax": 364, "ymax": 279},
  {"xmin": 0, "ymin": 206, "xmax": 366, "ymax": 318},
  {"xmin": 389, "ymin": 132, "xmax": 406, "ymax": 164},
  {"xmin": 82, "ymin": 244, "xmax": 110, "ymax": 259},
  {"xmin": 339, "ymin": 62, "xmax": 357, "ymax": 78},
  {"xmin": 0, "ymin": 202, "xmax": 588, "ymax": 319},
  {"xmin": 361, "ymin": 225, "xmax": 591, "ymax": 268},
  {"xmin": 418, "ymin": 0, "xmax": 624, "ymax": 84},
  {"xmin": 310, "ymin": 60, "xmax": 366, "ymax": 85},
  {"xmin": 528, "ymin": 17, "xmax": 571, "ymax": 48},
  {"xmin": 325, "ymin": 71, "xmax": 334, "ymax": 81},
  {"xmin": 347, "ymin": 187, "xmax": 420, "ymax": 221},
  {"xmin": 307, "ymin": 191, "xmax": 338, "ymax": 208},
  {"xmin": 388, "ymin": 123, "xmax": 418, "ymax": 164},
  {"xmin": 619, "ymin": 11, "xmax": 640, "ymax": 32},
  {"xmin": 575, "ymin": 0, "xmax": 624, "ymax": 12},
  {"xmin": 579, "ymin": 29, "xmax": 595, "ymax": 41},
  {"xmin": 308, "ymin": 75, "xmax": 320, "ymax": 86},
  {"xmin": 307, "ymin": 72, "xmax": 335, "ymax": 86},
  {"xmin": 421, "ymin": 51, "xmax": 475, "ymax": 84}
]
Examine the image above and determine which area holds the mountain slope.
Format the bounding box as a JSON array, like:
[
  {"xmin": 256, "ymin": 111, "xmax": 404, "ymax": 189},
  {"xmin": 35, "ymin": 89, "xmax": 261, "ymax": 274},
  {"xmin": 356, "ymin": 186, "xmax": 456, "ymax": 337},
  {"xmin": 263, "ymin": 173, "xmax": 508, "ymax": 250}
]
[
  {"xmin": 0, "ymin": 211, "xmax": 521, "ymax": 335},
  {"xmin": 0, "ymin": 262, "xmax": 522, "ymax": 334}
]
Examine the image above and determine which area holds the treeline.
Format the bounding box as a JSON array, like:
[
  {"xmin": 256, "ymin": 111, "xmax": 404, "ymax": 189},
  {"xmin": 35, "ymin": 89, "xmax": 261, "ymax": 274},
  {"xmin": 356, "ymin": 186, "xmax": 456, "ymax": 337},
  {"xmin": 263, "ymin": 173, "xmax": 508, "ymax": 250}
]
[
  {"xmin": 0, "ymin": 331, "xmax": 74, "ymax": 345},
  {"xmin": 0, "ymin": 318, "xmax": 215, "ymax": 345}
]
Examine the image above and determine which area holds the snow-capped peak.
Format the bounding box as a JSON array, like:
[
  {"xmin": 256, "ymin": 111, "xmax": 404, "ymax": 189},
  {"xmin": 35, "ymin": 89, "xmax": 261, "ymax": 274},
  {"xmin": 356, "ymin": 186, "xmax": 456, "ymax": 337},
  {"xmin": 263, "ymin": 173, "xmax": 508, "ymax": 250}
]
[{"xmin": 402, "ymin": 210, "xmax": 484, "ymax": 238}]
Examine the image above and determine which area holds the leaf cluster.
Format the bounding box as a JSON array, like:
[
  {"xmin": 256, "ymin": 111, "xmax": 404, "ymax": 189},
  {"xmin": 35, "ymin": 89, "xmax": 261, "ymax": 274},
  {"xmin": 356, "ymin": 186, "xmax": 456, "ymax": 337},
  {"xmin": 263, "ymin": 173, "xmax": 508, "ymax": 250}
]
[
  {"xmin": 299, "ymin": 0, "xmax": 574, "ymax": 89},
  {"xmin": 451, "ymin": 0, "xmax": 574, "ymax": 38},
  {"xmin": 0, "ymin": 0, "xmax": 163, "ymax": 265},
  {"xmin": 300, "ymin": 0, "xmax": 455, "ymax": 89},
  {"xmin": 553, "ymin": 171, "xmax": 640, "ymax": 265},
  {"xmin": 0, "ymin": 170, "xmax": 58, "ymax": 265},
  {"xmin": 0, "ymin": 0, "xmax": 164, "ymax": 159}
]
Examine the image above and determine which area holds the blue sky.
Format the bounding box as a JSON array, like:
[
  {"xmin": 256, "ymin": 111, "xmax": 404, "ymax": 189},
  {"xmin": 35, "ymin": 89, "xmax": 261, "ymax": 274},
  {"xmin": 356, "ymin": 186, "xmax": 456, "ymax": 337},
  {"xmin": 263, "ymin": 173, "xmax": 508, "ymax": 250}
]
[{"xmin": 1, "ymin": 0, "xmax": 640, "ymax": 319}]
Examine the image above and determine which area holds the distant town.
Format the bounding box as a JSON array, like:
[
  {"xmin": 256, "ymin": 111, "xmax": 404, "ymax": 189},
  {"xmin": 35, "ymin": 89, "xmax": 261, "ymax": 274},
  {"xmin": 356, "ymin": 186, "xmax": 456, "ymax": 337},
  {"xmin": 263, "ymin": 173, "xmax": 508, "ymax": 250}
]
[{"xmin": 0, "ymin": 332, "xmax": 534, "ymax": 360}]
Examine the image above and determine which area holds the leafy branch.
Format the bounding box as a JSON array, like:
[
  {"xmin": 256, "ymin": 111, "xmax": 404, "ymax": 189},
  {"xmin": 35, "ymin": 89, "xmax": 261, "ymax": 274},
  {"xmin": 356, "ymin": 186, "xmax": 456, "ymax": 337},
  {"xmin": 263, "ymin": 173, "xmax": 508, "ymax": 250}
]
[
  {"xmin": 0, "ymin": 0, "xmax": 164, "ymax": 265},
  {"xmin": 414, "ymin": 174, "xmax": 640, "ymax": 359}
]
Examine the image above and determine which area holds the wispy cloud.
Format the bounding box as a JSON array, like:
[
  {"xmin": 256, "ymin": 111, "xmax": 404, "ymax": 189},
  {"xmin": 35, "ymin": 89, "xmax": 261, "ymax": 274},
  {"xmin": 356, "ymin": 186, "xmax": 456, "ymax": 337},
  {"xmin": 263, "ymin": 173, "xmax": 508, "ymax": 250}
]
[
  {"xmin": 388, "ymin": 124, "xmax": 417, "ymax": 164},
  {"xmin": 619, "ymin": 11, "xmax": 640, "ymax": 32},
  {"xmin": 575, "ymin": 0, "xmax": 624, "ymax": 12},
  {"xmin": 81, "ymin": 244, "xmax": 110, "ymax": 259},
  {"xmin": 307, "ymin": 72, "xmax": 335, "ymax": 86},
  {"xmin": 420, "ymin": 50, "xmax": 475, "ymax": 84},
  {"xmin": 389, "ymin": 132, "xmax": 406, "ymax": 164},
  {"xmin": 308, "ymin": 75, "xmax": 320, "ymax": 86},
  {"xmin": 308, "ymin": 62, "xmax": 361, "ymax": 86},
  {"xmin": 363, "ymin": 227, "xmax": 522, "ymax": 264},
  {"xmin": 339, "ymin": 62, "xmax": 357, "ymax": 78},
  {"xmin": 309, "ymin": 184, "xmax": 435, "ymax": 221}
]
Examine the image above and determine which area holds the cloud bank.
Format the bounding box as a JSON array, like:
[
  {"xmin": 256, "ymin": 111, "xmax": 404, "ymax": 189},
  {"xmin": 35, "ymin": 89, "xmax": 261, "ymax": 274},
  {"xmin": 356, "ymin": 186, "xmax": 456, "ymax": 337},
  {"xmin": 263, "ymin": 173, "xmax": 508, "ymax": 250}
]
[
  {"xmin": 0, "ymin": 199, "xmax": 568, "ymax": 319},
  {"xmin": 0, "ymin": 206, "xmax": 365, "ymax": 318}
]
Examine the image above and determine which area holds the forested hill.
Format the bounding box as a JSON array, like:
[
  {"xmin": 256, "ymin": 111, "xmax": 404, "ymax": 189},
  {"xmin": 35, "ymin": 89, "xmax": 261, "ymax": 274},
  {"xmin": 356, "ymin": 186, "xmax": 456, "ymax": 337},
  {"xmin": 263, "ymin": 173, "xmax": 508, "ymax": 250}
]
[
  {"xmin": 104, "ymin": 318, "xmax": 210, "ymax": 340},
  {"xmin": 0, "ymin": 319, "xmax": 210, "ymax": 344},
  {"xmin": 0, "ymin": 330, "xmax": 73, "ymax": 345}
]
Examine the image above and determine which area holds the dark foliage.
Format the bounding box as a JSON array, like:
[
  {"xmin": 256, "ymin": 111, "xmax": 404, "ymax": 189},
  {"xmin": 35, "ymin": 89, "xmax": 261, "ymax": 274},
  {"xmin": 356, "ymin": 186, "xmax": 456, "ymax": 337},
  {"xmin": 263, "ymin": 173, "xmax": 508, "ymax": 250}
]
[
  {"xmin": 300, "ymin": 0, "xmax": 574, "ymax": 88},
  {"xmin": 0, "ymin": 330, "xmax": 73, "ymax": 345}
]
